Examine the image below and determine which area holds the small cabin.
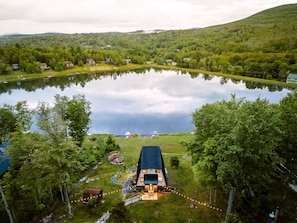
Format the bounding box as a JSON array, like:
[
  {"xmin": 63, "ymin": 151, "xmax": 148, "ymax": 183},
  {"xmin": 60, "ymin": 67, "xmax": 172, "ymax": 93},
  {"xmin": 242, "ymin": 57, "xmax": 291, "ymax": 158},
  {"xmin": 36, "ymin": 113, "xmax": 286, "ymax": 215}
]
[
  {"xmin": 40, "ymin": 63, "xmax": 50, "ymax": 71},
  {"xmin": 286, "ymin": 73, "xmax": 297, "ymax": 84},
  {"xmin": 123, "ymin": 59, "xmax": 132, "ymax": 64},
  {"xmin": 108, "ymin": 152, "xmax": 124, "ymax": 165},
  {"xmin": 65, "ymin": 61, "xmax": 74, "ymax": 69},
  {"xmin": 12, "ymin": 64, "xmax": 20, "ymax": 71},
  {"xmin": 83, "ymin": 188, "xmax": 103, "ymax": 204},
  {"xmin": 86, "ymin": 58, "xmax": 96, "ymax": 66}
]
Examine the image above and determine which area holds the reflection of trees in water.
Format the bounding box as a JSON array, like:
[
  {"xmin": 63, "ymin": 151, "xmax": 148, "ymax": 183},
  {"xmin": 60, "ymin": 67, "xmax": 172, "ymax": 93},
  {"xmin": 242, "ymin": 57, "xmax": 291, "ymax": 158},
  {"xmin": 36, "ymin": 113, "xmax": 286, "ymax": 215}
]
[
  {"xmin": 0, "ymin": 68, "xmax": 286, "ymax": 95},
  {"xmin": 230, "ymin": 78, "xmax": 241, "ymax": 84},
  {"xmin": 244, "ymin": 80, "xmax": 285, "ymax": 92},
  {"xmin": 220, "ymin": 77, "xmax": 229, "ymax": 85},
  {"xmin": 203, "ymin": 74, "xmax": 214, "ymax": 81},
  {"xmin": 188, "ymin": 70, "xmax": 285, "ymax": 91},
  {"xmin": 0, "ymin": 68, "xmax": 149, "ymax": 94},
  {"xmin": 244, "ymin": 81, "xmax": 264, "ymax": 90}
]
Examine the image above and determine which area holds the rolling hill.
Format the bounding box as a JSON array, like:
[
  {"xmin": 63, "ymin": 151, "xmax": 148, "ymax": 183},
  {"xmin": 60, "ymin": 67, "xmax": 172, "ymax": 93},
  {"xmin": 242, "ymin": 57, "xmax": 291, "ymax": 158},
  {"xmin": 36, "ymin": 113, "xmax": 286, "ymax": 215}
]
[{"xmin": 0, "ymin": 3, "xmax": 296, "ymax": 52}]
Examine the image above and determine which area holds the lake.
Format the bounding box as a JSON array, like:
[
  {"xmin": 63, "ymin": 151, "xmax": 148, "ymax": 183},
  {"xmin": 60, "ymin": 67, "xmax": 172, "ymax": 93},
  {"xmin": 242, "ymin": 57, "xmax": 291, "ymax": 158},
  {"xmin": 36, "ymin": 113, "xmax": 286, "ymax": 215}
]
[{"xmin": 0, "ymin": 69, "xmax": 292, "ymax": 135}]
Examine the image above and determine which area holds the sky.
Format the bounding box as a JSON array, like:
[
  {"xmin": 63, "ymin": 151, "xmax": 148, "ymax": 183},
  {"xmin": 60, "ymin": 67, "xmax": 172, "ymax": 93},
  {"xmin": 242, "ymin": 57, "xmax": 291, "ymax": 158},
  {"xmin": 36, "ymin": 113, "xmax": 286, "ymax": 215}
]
[{"xmin": 0, "ymin": 0, "xmax": 296, "ymax": 35}]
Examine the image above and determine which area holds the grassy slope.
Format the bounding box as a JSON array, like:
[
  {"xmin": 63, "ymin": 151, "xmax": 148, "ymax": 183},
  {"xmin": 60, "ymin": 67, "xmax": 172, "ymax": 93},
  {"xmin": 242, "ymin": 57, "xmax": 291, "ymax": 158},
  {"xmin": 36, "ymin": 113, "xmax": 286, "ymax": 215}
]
[
  {"xmin": 203, "ymin": 4, "xmax": 297, "ymax": 35},
  {"xmin": 235, "ymin": 3, "xmax": 297, "ymax": 26},
  {"xmin": 233, "ymin": 4, "xmax": 297, "ymax": 48},
  {"xmin": 60, "ymin": 133, "xmax": 225, "ymax": 223}
]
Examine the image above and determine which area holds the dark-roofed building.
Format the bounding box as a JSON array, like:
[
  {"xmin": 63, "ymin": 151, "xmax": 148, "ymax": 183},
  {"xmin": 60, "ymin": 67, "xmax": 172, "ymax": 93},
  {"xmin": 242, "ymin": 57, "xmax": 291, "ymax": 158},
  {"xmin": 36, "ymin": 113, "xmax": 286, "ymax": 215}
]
[
  {"xmin": 136, "ymin": 146, "xmax": 167, "ymax": 192},
  {"xmin": 83, "ymin": 188, "xmax": 103, "ymax": 204}
]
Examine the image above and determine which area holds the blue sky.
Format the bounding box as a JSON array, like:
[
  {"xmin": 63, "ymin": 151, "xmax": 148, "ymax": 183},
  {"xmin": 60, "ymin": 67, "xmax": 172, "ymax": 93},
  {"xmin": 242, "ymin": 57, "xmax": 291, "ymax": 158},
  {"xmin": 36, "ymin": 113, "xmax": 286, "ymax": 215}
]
[{"xmin": 0, "ymin": 0, "xmax": 296, "ymax": 35}]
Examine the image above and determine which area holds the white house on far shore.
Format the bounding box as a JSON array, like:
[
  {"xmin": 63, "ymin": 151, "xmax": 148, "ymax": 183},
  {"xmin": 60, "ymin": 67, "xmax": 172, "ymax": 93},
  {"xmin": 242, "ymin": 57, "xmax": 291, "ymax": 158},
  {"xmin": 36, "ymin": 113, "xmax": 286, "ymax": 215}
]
[{"xmin": 286, "ymin": 73, "xmax": 297, "ymax": 84}]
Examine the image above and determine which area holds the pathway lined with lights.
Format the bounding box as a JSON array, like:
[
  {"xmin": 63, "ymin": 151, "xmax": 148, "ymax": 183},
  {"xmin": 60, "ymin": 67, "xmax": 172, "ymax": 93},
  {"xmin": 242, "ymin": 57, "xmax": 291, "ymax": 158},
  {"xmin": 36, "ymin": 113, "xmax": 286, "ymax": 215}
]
[{"xmin": 71, "ymin": 185, "xmax": 223, "ymax": 213}]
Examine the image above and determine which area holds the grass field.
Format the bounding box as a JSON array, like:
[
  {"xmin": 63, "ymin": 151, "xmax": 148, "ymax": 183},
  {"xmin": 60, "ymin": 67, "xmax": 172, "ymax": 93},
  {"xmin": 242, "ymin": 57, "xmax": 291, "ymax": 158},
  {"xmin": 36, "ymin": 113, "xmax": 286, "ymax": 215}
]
[{"xmin": 56, "ymin": 133, "xmax": 226, "ymax": 222}]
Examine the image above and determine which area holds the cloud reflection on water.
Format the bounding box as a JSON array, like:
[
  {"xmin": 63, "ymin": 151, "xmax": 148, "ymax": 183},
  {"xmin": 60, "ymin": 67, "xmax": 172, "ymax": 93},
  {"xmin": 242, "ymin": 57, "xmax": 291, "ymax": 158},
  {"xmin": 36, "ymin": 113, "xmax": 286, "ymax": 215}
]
[{"xmin": 0, "ymin": 70, "xmax": 292, "ymax": 134}]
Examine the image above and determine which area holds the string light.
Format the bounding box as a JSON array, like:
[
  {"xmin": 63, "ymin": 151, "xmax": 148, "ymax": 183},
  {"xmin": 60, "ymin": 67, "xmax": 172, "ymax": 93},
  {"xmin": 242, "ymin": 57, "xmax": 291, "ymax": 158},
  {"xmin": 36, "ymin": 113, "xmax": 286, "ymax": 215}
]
[
  {"xmin": 70, "ymin": 185, "xmax": 223, "ymax": 213},
  {"xmin": 162, "ymin": 186, "xmax": 223, "ymax": 212},
  {"xmin": 70, "ymin": 185, "xmax": 137, "ymax": 204}
]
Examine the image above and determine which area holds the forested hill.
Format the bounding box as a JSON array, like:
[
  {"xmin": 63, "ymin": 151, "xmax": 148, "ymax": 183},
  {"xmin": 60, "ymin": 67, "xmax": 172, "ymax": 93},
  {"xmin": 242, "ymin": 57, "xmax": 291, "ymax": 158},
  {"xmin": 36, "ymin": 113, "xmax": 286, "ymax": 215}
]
[
  {"xmin": 0, "ymin": 3, "xmax": 296, "ymax": 51},
  {"xmin": 232, "ymin": 3, "xmax": 297, "ymax": 26},
  {"xmin": 0, "ymin": 4, "xmax": 296, "ymax": 82}
]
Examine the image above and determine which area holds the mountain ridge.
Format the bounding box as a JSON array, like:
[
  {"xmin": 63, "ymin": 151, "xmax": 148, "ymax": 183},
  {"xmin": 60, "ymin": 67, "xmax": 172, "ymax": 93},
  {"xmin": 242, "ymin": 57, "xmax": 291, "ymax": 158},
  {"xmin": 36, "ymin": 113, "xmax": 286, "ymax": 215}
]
[{"xmin": 0, "ymin": 3, "xmax": 296, "ymax": 46}]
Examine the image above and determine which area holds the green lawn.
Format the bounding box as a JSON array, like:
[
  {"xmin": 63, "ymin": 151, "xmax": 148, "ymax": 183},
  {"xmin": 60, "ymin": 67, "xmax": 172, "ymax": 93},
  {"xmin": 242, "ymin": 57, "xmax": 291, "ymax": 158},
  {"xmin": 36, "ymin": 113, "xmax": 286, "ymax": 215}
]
[{"xmin": 57, "ymin": 133, "xmax": 226, "ymax": 223}]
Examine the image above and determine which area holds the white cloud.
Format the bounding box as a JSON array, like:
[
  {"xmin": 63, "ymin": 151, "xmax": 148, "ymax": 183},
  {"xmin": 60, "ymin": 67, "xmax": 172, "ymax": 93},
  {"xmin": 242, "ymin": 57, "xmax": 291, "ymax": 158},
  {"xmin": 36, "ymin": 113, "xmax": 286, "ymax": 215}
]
[{"xmin": 0, "ymin": 0, "xmax": 296, "ymax": 34}]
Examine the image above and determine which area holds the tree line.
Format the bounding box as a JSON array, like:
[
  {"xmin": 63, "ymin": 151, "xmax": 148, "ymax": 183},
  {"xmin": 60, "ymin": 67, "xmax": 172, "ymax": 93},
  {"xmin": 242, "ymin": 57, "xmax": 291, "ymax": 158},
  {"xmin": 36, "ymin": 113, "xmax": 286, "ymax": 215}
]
[
  {"xmin": 0, "ymin": 43, "xmax": 296, "ymax": 82},
  {"xmin": 0, "ymin": 94, "xmax": 118, "ymax": 222}
]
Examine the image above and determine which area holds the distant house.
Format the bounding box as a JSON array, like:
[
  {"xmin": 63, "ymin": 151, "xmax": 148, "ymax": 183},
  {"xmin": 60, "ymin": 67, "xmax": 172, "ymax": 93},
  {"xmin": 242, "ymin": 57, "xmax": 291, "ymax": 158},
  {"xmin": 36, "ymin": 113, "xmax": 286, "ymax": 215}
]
[
  {"xmin": 136, "ymin": 146, "xmax": 167, "ymax": 193},
  {"xmin": 65, "ymin": 61, "xmax": 74, "ymax": 69},
  {"xmin": 83, "ymin": 188, "xmax": 103, "ymax": 204},
  {"xmin": 105, "ymin": 58, "xmax": 113, "ymax": 64},
  {"xmin": 165, "ymin": 59, "xmax": 173, "ymax": 65},
  {"xmin": 86, "ymin": 58, "xmax": 96, "ymax": 66},
  {"xmin": 286, "ymin": 73, "xmax": 297, "ymax": 84},
  {"xmin": 123, "ymin": 59, "xmax": 132, "ymax": 64},
  {"xmin": 165, "ymin": 59, "xmax": 177, "ymax": 66},
  {"xmin": 40, "ymin": 63, "xmax": 50, "ymax": 71},
  {"xmin": 12, "ymin": 64, "xmax": 20, "ymax": 71}
]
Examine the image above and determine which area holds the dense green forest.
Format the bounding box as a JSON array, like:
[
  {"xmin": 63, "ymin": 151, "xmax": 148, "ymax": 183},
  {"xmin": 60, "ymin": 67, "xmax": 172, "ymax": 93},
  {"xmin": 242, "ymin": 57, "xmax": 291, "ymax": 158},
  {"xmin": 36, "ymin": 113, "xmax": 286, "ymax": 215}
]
[{"xmin": 0, "ymin": 4, "xmax": 297, "ymax": 81}]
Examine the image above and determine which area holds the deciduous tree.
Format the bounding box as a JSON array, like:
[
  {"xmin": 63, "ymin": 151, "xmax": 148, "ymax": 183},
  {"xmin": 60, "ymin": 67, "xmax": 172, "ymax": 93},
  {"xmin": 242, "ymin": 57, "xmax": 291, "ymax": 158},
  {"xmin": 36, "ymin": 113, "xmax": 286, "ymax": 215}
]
[
  {"xmin": 0, "ymin": 108, "xmax": 16, "ymax": 144},
  {"xmin": 278, "ymin": 89, "xmax": 297, "ymax": 184},
  {"xmin": 66, "ymin": 94, "xmax": 91, "ymax": 147},
  {"xmin": 186, "ymin": 96, "xmax": 282, "ymax": 220},
  {"xmin": 0, "ymin": 101, "xmax": 32, "ymax": 143}
]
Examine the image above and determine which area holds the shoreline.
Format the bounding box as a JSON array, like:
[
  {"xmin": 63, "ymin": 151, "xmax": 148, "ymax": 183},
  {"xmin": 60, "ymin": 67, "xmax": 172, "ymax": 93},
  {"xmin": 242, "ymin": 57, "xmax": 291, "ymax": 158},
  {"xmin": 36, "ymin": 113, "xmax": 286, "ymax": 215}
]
[{"xmin": 0, "ymin": 63, "xmax": 296, "ymax": 89}]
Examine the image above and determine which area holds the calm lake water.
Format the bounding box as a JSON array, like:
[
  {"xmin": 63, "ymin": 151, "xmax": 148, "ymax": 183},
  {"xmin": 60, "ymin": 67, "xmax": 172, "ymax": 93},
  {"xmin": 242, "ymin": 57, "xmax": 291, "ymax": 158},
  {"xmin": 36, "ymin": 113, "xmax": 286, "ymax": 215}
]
[{"xmin": 0, "ymin": 69, "xmax": 292, "ymax": 135}]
